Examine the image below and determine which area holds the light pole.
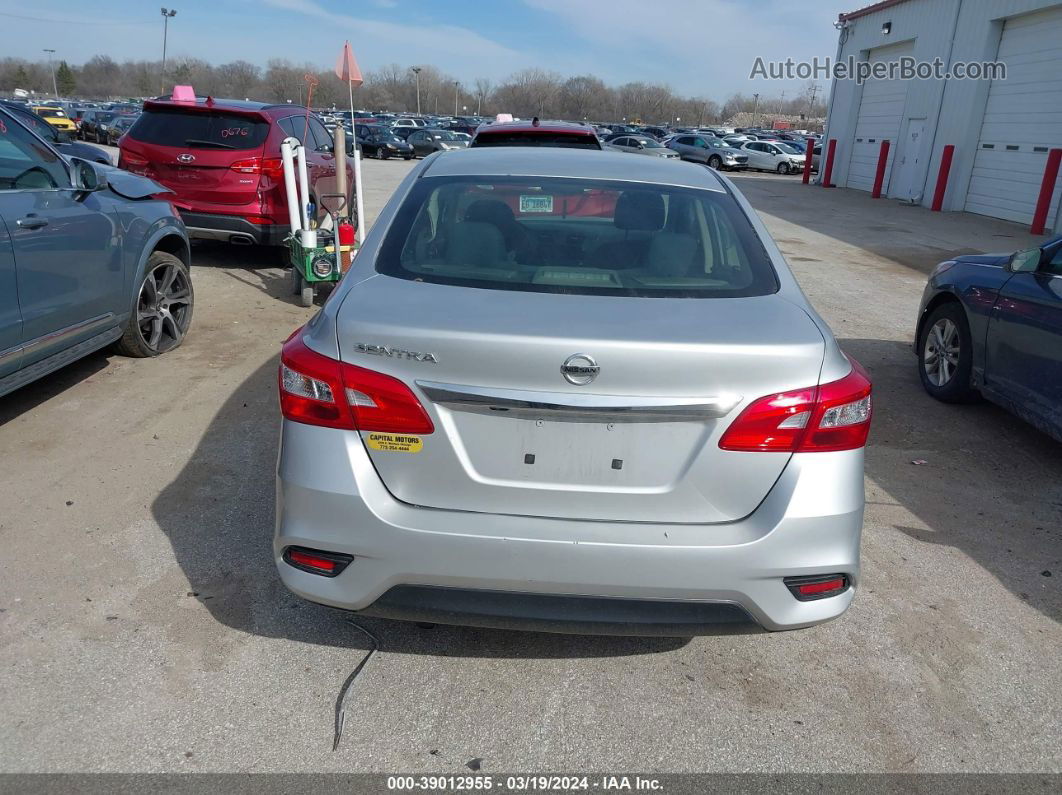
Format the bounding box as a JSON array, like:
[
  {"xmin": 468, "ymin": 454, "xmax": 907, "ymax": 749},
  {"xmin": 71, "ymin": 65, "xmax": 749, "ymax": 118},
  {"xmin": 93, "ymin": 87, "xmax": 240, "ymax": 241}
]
[
  {"xmin": 752, "ymin": 93, "xmax": 760, "ymax": 127},
  {"xmin": 43, "ymin": 49, "xmax": 58, "ymax": 100},
  {"xmin": 410, "ymin": 66, "xmax": 421, "ymax": 115},
  {"xmin": 160, "ymin": 8, "xmax": 177, "ymax": 94},
  {"xmin": 453, "ymin": 81, "xmax": 459, "ymax": 116}
]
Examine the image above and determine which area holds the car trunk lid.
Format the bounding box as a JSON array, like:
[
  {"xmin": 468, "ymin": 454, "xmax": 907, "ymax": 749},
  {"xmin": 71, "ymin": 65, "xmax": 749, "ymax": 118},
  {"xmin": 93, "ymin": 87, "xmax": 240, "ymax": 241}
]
[{"xmin": 335, "ymin": 276, "xmax": 826, "ymax": 523}]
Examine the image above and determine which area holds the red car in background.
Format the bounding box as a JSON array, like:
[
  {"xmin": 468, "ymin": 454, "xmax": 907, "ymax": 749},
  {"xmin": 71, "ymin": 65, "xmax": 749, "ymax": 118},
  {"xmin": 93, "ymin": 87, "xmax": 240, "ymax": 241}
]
[{"xmin": 119, "ymin": 96, "xmax": 354, "ymax": 247}]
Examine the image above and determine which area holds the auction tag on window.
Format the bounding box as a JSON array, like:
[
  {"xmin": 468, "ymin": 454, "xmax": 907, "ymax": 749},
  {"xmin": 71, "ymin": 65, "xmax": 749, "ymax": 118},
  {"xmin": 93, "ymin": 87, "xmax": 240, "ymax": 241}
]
[
  {"xmin": 366, "ymin": 433, "xmax": 423, "ymax": 453},
  {"xmin": 519, "ymin": 195, "xmax": 554, "ymax": 213}
]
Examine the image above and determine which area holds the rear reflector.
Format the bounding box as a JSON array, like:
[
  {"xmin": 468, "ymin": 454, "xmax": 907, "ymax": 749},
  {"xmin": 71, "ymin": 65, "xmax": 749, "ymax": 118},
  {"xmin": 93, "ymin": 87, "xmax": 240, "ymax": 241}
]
[
  {"xmin": 719, "ymin": 357, "xmax": 872, "ymax": 453},
  {"xmin": 278, "ymin": 329, "xmax": 434, "ymax": 434},
  {"xmin": 283, "ymin": 546, "xmax": 353, "ymax": 577},
  {"xmin": 784, "ymin": 574, "xmax": 849, "ymax": 601}
]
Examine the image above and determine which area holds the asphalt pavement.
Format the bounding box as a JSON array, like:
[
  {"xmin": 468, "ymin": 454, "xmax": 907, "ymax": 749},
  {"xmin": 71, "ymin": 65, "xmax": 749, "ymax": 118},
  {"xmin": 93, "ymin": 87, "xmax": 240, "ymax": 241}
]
[{"xmin": 0, "ymin": 156, "xmax": 1058, "ymax": 774}]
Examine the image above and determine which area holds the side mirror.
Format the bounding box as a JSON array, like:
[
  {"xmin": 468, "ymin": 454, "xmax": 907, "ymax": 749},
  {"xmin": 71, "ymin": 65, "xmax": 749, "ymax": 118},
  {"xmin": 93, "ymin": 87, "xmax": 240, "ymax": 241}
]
[
  {"xmin": 1007, "ymin": 248, "xmax": 1043, "ymax": 273},
  {"xmin": 70, "ymin": 157, "xmax": 107, "ymax": 194}
]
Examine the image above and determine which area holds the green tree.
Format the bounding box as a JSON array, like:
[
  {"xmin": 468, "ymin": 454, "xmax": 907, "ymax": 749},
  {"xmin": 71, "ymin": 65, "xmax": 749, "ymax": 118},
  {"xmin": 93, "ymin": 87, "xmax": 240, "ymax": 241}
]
[
  {"xmin": 14, "ymin": 65, "xmax": 29, "ymax": 90},
  {"xmin": 55, "ymin": 61, "xmax": 76, "ymax": 96}
]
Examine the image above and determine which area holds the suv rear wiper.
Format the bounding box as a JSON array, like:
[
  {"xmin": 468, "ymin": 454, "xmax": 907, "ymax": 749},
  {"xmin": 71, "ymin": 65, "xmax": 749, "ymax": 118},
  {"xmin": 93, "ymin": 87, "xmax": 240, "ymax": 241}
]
[{"xmin": 184, "ymin": 139, "xmax": 236, "ymax": 149}]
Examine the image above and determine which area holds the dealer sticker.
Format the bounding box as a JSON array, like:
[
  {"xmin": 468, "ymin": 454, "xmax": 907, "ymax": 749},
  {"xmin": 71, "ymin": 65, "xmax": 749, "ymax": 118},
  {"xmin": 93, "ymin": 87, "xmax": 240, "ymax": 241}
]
[
  {"xmin": 366, "ymin": 433, "xmax": 423, "ymax": 453},
  {"xmin": 519, "ymin": 195, "xmax": 554, "ymax": 213}
]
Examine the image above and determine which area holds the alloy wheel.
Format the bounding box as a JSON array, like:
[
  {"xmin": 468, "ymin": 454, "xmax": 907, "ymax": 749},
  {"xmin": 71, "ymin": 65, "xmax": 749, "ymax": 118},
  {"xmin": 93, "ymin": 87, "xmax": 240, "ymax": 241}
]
[
  {"xmin": 923, "ymin": 318, "xmax": 960, "ymax": 387},
  {"xmin": 136, "ymin": 260, "xmax": 192, "ymax": 353}
]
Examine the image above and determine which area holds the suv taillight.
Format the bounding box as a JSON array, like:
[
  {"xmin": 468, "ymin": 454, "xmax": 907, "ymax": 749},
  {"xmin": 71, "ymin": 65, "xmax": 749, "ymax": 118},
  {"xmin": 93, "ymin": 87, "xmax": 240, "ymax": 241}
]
[
  {"xmin": 229, "ymin": 157, "xmax": 284, "ymax": 178},
  {"xmin": 121, "ymin": 153, "xmax": 150, "ymax": 173},
  {"xmin": 278, "ymin": 331, "xmax": 434, "ymax": 434},
  {"xmin": 719, "ymin": 358, "xmax": 872, "ymax": 453}
]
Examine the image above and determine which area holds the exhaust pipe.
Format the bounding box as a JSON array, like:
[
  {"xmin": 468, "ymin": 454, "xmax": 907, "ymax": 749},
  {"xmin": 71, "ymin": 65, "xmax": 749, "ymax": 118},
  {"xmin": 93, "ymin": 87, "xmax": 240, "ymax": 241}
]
[{"xmin": 229, "ymin": 234, "xmax": 254, "ymax": 246}]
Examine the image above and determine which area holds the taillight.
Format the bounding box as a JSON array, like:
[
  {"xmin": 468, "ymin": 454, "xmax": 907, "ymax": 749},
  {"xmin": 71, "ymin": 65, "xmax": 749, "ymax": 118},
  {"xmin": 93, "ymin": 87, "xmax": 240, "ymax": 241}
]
[
  {"xmin": 719, "ymin": 358, "xmax": 872, "ymax": 453},
  {"xmin": 230, "ymin": 157, "xmax": 284, "ymax": 178},
  {"xmin": 278, "ymin": 331, "xmax": 434, "ymax": 434},
  {"xmin": 121, "ymin": 153, "xmax": 150, "ymax": 173}
]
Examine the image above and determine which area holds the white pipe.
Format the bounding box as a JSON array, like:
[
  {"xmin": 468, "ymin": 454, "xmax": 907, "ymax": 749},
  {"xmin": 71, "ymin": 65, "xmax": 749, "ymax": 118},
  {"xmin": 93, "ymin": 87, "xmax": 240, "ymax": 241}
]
[
  {"xmin": 353, "ymin": 147, "xmax": 365, "ymax": 236},
  {"xmin": 296, "ymin": 143, "xmax": 311, "ymax": 232},
  {"xmin": 334, "ymin": 124, "xmax": 347, "ymax": 211},
  {"xmin": 280, "ymin": 138, "xmax": 301, "ymax": 236}
]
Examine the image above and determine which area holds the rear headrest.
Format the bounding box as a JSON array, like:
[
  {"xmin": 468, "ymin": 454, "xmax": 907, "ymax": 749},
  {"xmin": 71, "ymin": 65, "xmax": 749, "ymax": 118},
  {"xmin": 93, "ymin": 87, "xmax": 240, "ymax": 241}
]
[
  {"xmin": 464, "ymin": 199, "xmax": 516, "ymax": 227},
  {"xmin": 614, "ymin": 191, "xmax": 665, "ymax": 231}
]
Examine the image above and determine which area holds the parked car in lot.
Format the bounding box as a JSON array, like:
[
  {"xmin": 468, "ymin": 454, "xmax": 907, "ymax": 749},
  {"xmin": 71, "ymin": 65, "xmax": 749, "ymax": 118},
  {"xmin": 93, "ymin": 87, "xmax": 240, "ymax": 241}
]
[
  {"xmin": 357, "ymin": 127, "xmax": 415, "ymax": 160},
  {"xmin": 275, "ymin": 148, "xmax": 872, "ymax": 634},
  {"xmin": 605, "ymin": 134, "xmax": 680, "ymax": 159},
  {"xmin": 471, "ymin": 119, "xmax": 602, "ymax": 149},
  {"xmin": 31, "ymin": 105, "xmax": 76, "ymax": 134},
  {"xmin": 102, "ymin": 114, "xmax": 138, "ymax": 146},
  {"xmin": 0, "ymin": 101, "xmax": 111, "ymax": 165},
  {"xmin": 0, "ymin": 106, "xmax": 192, "ymax": 397},
  {"xmin": 668, "ymin": 134, "xmax": 748, "ymax": 170},
  {"xmin": 79, "ymin": 110, "xmax": 119, "ymax": 144},
  {"xmin": 915, "ymin": 238, "xmax": 1062, "ymax": 442},
  {"xmin": 406, "ymin": 128, "xmax": 469, "ymax": 157},
  {"xmin": 740, "ymin": 140, "xmax": 806, "ymax": 174},
  {"xmin": 119, "ymin": 96, "xmax": 354, "ymax": 247}
]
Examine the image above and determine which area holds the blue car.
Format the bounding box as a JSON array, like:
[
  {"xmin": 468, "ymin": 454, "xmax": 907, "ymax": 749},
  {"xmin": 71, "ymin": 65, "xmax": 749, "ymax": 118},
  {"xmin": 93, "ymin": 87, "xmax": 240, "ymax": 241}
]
[
  {"xmin": 915, "ymin": 236, "xmax": 1062, "ymax": 441},
  {"xmin": 0, "ymin": 106, "xmax": 192, "ymax": 398}
]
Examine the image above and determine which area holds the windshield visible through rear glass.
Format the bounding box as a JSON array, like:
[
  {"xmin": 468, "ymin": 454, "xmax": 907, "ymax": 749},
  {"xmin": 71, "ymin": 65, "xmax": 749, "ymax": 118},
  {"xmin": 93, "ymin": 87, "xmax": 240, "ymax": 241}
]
[
  {"xmin": 128, "ymin": 108, "xmax": 269, "ymax": 149},
  {"xmin": 377, "ymin": 176, "xmax": 778, "ymax": 298}
]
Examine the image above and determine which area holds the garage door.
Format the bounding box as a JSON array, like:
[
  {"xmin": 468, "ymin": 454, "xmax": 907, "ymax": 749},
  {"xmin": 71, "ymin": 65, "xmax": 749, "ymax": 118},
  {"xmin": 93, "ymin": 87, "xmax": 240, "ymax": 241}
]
[
  {"xmin": 846, "ymin": 40, "xmax": 914, "ymax": 192},
  {"xmin": 965, "ymin": 6, "xmax": 1062, "ymax": 229}
]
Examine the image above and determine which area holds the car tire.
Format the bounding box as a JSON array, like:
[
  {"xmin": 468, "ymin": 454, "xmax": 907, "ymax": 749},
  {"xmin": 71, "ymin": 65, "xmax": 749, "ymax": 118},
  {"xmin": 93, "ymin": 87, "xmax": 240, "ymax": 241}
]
[
  {"xmin": 917, "ymin": 301, "xmax": 976, "ymax": 403},
  {"xmin": 777, "ymin": 163, "xmax": 791, "ymax": 175},
  {"xmin": 404, "ymin": 155, "xmax": 413, "ymax": 160},
  {"xmin": 708, "ymin": 155, "xmax": 722, "ymax": 169},
  {"xmin": 115, "ymin": 251, "xmax": 193, "ymax": 358},
  {"xmin": 376, "ymin": 148, "xmax": 387, "ymax": 160}
]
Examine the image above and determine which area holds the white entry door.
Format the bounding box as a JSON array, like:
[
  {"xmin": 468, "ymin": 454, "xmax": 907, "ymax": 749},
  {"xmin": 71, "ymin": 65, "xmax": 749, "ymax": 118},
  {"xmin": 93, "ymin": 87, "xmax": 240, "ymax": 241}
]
[{"xmin": 891, "ymin": 118, "xmax": 927, "ymax": 201}]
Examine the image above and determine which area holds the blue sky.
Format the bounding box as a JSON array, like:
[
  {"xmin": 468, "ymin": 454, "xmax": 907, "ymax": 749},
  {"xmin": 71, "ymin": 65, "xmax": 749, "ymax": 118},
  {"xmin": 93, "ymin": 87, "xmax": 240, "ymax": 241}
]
[{"xmin": 2, "ymin": 0, "xmax": 855, "ymax": 97}]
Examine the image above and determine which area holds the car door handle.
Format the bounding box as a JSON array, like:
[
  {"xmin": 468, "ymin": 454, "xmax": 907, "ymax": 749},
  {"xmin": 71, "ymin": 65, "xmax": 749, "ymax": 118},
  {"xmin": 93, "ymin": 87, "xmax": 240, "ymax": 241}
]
[{"xmin": 17, "ymin": 216, "xmax": 48, "ymax": 230}]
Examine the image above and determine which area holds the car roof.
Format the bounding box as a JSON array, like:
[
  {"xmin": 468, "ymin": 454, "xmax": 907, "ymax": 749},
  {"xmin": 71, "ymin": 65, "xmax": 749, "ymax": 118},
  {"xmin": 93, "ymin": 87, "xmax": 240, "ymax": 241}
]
[
  {"xmin": 422, "ymin": 147, "xmax": 727, "ymax": 192},
  {"xmin": 144, "ymin": 96, "xmax": 302, "ymax": 115},
  {"xmin": 477, "ymin": 120, "xmax": 596, "ymax": 135}
]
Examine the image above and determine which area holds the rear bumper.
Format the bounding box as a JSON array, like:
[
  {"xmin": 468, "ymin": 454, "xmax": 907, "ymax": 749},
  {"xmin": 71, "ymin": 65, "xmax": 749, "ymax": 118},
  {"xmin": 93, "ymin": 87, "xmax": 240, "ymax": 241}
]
[
  {"xmin": 179, "ymin": 211, "xmax": 290, "ymax": 246},
  {"xmin": 275, "ymin": 422, "xmax": 864, "ymax": 634}
]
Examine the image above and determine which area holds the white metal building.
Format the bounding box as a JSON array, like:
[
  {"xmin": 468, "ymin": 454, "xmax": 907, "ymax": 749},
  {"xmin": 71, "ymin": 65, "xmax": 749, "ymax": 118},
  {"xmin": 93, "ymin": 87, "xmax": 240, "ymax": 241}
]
[{"xmin": 822, "ymin": 0, "xmax": 1062, "ymax": 233}]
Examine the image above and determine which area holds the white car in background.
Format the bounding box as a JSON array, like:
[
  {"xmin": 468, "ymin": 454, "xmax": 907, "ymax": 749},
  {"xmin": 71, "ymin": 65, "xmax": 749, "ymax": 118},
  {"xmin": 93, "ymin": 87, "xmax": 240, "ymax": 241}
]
[{"xmin": 740, "ymin": 140, "xmax": 807, "ymax": 174}]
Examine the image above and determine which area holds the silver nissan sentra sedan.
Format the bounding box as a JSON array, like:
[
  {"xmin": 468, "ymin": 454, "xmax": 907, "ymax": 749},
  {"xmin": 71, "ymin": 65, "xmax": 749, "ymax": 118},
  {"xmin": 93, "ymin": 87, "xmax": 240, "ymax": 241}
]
[{"xmin": 275, "ymin": 147, "xmax": 871, "ymax": 634}]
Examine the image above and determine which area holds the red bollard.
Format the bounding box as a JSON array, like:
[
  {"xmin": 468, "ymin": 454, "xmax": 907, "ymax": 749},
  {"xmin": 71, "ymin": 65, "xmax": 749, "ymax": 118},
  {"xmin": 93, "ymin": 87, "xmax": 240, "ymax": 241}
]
[
  {"xmin": 1031, "ymin": 148, "xmax": 1062, "ymax": 235},
  {"xmin": 871, "ymin": 140, "xmax": 891, "ymax": 198},
  {"xmin": 931, "ymin": 145, "xmax": 955, "ymax": 212},
  {"xmin": 821, "ymin": 139, "xmax": 837, "ymax": 188},
  {"xmin": 801, "ymin": 139, "xmax": 814, "ymax": 184}
]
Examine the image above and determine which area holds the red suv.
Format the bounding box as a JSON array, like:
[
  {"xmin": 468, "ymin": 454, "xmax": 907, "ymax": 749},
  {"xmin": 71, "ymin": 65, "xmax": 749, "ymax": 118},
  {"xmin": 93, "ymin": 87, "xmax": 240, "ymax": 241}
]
[{"xmin": 119, "ymin": 97, "xmax": 354, "ymax": 247}]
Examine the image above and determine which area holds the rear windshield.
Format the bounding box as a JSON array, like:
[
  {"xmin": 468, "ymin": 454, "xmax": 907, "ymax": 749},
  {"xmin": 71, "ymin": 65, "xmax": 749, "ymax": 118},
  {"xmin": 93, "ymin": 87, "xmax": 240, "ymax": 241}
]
[
  {"xmin": 127, "ymin": 108, "xmax": 269, "ymax": 150},
  {"xmin": 377, "ymin": 176, "xmax": 778, "ymax": 298},
  {"xmin": 471, "ymin": 131, "xmax": 601, "ymax": 150}
]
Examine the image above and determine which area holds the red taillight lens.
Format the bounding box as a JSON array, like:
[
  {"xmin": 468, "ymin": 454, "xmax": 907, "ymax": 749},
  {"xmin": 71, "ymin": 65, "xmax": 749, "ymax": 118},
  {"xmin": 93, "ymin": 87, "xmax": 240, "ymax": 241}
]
[
  {"xmin": 121, "ymin": 153, "xmax": 150, "ymax": 172},
  {"xmin": 283, "ymin": 546, "xmax": 353, "ymax": 577},
  {"xmin": 278, "ymin": 331, "xmax": 434, "ymax": 434},
  {"xmin": 719, "ymin": 358, "xmax": 872, "ymax": 453},
  {"xmin": 229, "ymin": 157, "xmax": 284, "ymax": 178},
  {"xmin": 784, "ymin": 574, "xmax": 849, "ymax": 601}
]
